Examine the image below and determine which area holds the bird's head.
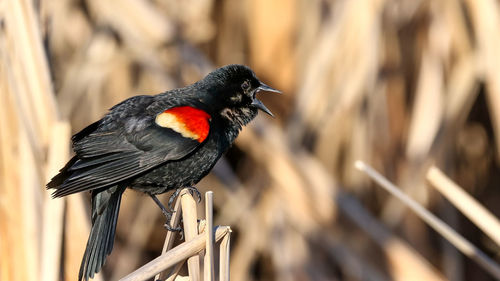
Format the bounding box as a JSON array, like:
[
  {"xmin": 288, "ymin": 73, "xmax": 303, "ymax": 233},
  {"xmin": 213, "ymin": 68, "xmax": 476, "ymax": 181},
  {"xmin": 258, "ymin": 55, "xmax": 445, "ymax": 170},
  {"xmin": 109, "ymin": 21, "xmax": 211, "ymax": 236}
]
[{"xmin": 198, "ymin": 64, "xmax": 280, "ymax": 127}]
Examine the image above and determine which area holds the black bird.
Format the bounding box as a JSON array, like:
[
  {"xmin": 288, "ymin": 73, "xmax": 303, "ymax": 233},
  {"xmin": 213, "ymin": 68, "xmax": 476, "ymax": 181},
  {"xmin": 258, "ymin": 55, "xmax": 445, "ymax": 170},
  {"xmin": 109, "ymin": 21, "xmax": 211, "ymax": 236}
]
[{"xmin": 47, "ymin": 64, "xmax": 280, "ymax": 281}]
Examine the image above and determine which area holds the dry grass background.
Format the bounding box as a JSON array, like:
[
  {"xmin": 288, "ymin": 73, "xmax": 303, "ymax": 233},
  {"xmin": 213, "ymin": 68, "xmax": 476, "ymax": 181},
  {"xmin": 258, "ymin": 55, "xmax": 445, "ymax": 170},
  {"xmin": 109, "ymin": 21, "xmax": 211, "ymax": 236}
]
[{"xmin": 1, "ymin": 0, "xmax": 500, "ymax": 280}]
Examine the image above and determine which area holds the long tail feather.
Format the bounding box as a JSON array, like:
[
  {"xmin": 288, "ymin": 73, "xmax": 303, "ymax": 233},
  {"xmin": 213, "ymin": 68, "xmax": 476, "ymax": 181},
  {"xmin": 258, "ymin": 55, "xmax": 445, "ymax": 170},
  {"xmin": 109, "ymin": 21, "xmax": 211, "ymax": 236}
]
[{"xmin": 79, "ymin": 187, "xmax": 125, "ymax": 281}]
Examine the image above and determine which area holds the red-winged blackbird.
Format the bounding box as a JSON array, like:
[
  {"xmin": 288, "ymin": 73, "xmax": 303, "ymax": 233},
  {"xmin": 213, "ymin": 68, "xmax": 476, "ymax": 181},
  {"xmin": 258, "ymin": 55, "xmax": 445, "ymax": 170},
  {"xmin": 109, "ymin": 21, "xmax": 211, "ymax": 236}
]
[{"xmin": 47, "ymin": 64, "xmax": 279, "ymax": 281}]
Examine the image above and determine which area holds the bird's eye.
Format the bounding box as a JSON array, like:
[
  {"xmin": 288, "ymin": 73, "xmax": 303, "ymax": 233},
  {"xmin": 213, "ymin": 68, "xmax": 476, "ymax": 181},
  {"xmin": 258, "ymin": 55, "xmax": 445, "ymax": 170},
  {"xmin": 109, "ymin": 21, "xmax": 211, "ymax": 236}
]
[{"xmin": 241, "ymin": 81, "xmax": 251, "ymax": 91}]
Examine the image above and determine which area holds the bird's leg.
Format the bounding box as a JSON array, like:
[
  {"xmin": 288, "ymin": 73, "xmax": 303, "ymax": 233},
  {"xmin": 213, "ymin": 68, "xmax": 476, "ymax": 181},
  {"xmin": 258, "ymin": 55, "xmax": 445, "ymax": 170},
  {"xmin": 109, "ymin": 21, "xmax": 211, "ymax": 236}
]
[
  {"xmin": 149, "ymin": 194, "xmax": 182, "ymax": 232},
  {"xmin": 167, "ymin": 186, "xmax": 201, "ymax": 212}
]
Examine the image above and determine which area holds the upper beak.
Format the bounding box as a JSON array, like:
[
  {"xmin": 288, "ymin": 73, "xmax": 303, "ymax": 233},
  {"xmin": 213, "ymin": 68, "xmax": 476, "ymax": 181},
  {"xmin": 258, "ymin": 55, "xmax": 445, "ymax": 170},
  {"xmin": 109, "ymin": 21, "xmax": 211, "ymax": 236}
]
[
  {"xmin": 251, "ymin": 83, "xmax": 281, "ymax": 117},
  {"xmin": 258, "ymin": 83, "xmax": 281, "ymax": 94}
]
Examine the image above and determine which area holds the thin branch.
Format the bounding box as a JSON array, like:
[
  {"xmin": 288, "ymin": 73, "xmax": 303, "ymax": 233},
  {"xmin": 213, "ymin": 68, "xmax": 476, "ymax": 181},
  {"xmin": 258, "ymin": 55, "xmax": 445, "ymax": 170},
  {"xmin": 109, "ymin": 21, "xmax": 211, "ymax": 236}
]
[
  {"xmin": 181, "ymin": 190, "xmax": 201, "ymax": 281},
  {"xmin": 204, "ymin": 191, "xmax": 215, "ymax": 281},
  {"xmin": 155, "ymin": 192, "xmax": 184, "ymax": 281},
  {"xmin": 219, "ymin": 230, "xmax": 232, "ymax": 281},
  {"xmin": 427, "ymin": 166, "xmax": 500, "ymax": 248},
  {"xmin": 355, "ymin": 161, "xmax": 500, "ymax": 280},
  {"xmin": 119, "ymin": 226, "xmax": 231, "ymax": 281},
  {"xmin": 41, "ymin": 122, "xmax": 70, "ymax": 281}
]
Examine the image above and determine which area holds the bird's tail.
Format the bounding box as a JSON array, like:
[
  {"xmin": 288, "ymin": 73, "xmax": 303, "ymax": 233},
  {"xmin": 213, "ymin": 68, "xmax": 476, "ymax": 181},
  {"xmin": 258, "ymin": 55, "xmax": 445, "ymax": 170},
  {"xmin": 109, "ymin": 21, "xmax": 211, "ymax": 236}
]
[{"xmin": 79, "ymin": 186, "xmax": 125, "ymax": 281}]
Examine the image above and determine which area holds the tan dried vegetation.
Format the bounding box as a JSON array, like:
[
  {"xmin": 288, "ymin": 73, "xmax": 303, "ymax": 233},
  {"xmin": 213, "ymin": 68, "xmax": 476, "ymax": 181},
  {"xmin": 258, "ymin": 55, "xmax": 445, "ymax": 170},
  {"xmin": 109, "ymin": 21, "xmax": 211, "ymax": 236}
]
[{"xmin": 1, "ymin": 0, "xmax": 500, "ymax": 280}]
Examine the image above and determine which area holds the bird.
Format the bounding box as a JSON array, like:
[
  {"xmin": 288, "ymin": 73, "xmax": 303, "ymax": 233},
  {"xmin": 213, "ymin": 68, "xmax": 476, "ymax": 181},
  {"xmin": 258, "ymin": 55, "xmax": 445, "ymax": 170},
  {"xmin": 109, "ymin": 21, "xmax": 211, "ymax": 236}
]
[{"xmin": 46, "ymin": 64, "xmax": 280, "ymax": 281}]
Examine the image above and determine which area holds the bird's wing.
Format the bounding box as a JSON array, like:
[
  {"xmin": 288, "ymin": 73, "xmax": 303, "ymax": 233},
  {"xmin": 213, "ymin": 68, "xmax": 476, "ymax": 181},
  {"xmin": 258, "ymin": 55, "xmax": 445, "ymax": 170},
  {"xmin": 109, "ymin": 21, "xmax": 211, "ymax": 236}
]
[{"xmin": 48, "ymin": 105, "xmax": 211, "ymax": 197}]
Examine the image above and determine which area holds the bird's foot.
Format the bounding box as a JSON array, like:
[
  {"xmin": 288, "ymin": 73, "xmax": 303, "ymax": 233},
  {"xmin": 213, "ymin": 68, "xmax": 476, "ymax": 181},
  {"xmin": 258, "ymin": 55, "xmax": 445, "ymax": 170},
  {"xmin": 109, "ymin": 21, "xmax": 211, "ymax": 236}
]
[
  {"xmin": 150, "ymin": 194, "xmax": 183, "ymax": 234},
  {"xmin": 167, "ymin": 186, "xmax": 201, "ymax": 212},
  {"xmin": 164, "ymin": 221, "xmax": 183, "ymax": 233},
  {"xmin": 185, "ymin": 186, "xmax": 202, "ymax": 203}
]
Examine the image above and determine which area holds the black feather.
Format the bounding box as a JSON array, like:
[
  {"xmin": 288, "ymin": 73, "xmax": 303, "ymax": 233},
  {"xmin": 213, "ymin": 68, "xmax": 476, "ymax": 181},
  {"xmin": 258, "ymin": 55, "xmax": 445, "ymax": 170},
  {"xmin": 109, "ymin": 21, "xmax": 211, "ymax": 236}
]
[
  {"xmin": 46, "ymin": 156, "xmax": 78, "ymax": 190},
  {"xmin": 72, "ymin": 120, "xmax": 101, "ymax": 143},
  {"xmin": 79, "ymin": 186, "xmax": 124, "ymax": 281}
]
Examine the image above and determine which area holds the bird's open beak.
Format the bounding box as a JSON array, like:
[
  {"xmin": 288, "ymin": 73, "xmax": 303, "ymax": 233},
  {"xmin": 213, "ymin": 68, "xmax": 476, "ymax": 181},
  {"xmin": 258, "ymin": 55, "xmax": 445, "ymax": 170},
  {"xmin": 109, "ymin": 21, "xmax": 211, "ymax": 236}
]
[
  {"xmin": 252, "ymin": 83, "xmax": 281, "ymax": 117},
  {"xmin": 251, "ymin": 99, "xmax": 274, "ymax": 117}
]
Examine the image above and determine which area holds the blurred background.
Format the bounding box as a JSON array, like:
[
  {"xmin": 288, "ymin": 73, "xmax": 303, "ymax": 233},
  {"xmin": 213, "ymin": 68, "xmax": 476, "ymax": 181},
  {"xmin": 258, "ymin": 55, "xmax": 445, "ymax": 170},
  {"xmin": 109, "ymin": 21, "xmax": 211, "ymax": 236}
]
[{"xmin": 2, "ymin": 0, "xmax": 500, "ymax": 280}]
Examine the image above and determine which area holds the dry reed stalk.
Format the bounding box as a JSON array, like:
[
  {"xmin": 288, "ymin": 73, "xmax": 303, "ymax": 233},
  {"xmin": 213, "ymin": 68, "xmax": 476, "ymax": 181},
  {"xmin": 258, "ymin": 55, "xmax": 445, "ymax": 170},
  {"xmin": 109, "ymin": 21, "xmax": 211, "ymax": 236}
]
[
  {"xmin": 464, "ymin": 0, "xmax": 500, "ymax": 162},
  {"xmin": 0, "ymin": 58, "xmax": 29, "ymax": 281},
  {"xmin": 155, "ymin": 192, "xmax": 184, "ymax": 281},
  {"xmin": 1, "ymin": 1, "xmax": 63, "ymax": 279},
  {"xmin": 161, "ymin": 193, "xmax": 184, "ymax": 251},
  {"xmin": 16, "ymin": 81, "xmax": 41, "ymax": 281},
  {"xmin": 12, "ymin": 139, "xmax": 41, "ymax": 279},
  {"xmin": 427, "ymin": 166, "xmax": 500, "ymax": 247},
  {"xmin": 405, "ymin": 50, "xmax": 444, "ymax": 160},
  {"xmin": 204, "ymin": 191, "xmax": 215, "ymax": 281},
  {"xmin": 219, "ymin": 229, "xmax": 231, "ymax": 281},
  {"xmin": 443, "ymin": 55, "xmax": 477, "ymax": 124},
  {"xmin": 440, "ymin": 0, "xmax": 476, "ymax": 126},
  {"xmin": 41, "ymin": 122, "xmax": 70, "ymax": 281},
  {"xmin": 181, "ymin": 190, "xmax": 201, "ymax": 281},
  {"xmin": 4, "ymin": 0, "xmax": 57, "ymax": 147},
  {"xmin": 1, "ymin": 0, "xmax": 59, "ymax": 278},
  {"xmin": 120, "ymin": 226, "xmax": 231, "ymax": 281},
  {"xmin": 356, "ymin": 161, "xmax": 500, "ymax": 280}
]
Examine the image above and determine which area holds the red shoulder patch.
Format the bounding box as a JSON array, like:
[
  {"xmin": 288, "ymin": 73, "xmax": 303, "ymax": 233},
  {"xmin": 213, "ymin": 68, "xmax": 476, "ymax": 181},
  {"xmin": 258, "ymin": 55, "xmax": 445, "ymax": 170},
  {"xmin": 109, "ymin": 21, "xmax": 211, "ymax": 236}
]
[{"xmin": 155, "ymin": 106, "xmax": 211, "ymax": 143}]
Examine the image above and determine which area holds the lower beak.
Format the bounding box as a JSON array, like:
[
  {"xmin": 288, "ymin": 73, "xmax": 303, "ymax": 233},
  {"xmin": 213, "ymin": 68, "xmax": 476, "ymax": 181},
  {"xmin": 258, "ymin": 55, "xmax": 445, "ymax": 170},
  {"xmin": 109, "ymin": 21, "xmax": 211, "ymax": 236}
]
[{"xmin": 251, "ymin": 99, "xmax": 274, "ymax": 117}]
